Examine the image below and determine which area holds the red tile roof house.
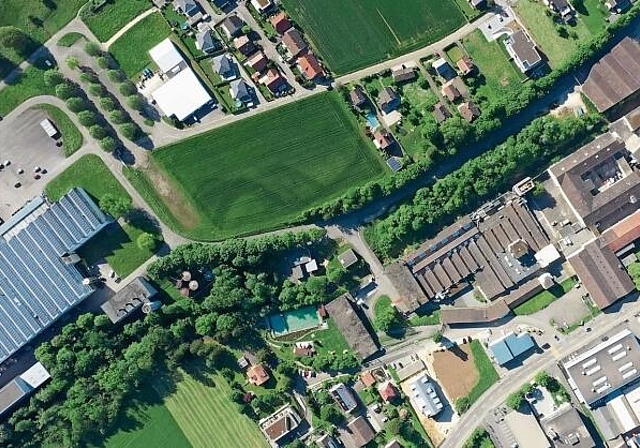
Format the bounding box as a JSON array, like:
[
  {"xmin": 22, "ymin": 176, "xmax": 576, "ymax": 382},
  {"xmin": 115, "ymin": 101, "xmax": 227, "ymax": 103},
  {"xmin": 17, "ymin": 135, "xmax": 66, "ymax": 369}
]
[
  {"xmin": 247, "ymin": 363, "xmax": 270, "ymax": 386},
  {"xmin": 245, "ymin": 50, "xmax": 268, "ymax": 73},
  {"xmin": 378, "ymin": 381, "xmax": 399, "ymax": 402},
  {"xmin": 442, "ymin": 82, "xmax": 461, "ymax": 102},
  {"xmin": 458, "ymin": 101, "xmax": 481, "ymax": 122},
  {"xmin": 270, "ymin": 11, "xmax": 292, "ymax": 35},
  {"xmin": 233, "ymin": 35, "xmax": 255, "ymax": 56},
  {"xmin": 282, "ymin": 28, "xmax": 308, "ymax": 61},
  {"xmin": 373, "ymin": 130, "xmax": 395, "ymax": 151},
  {"xmin": 457, "ymin": 56, "xmax": 476, "ymax": 76},
  {"xmin": 298, "ymin": 53, "xmax": 325, "ymax": 80},
  {"xmin": 260, "ymin": 68, "xmax": 287, "ymax": 94}
]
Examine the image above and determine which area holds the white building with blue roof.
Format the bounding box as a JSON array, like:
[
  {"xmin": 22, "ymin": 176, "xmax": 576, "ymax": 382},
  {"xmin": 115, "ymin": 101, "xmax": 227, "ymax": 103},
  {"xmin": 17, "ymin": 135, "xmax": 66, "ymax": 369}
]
[{"xmin": 0, "ymin": 188, "xmax": 109, "ymax": 363}]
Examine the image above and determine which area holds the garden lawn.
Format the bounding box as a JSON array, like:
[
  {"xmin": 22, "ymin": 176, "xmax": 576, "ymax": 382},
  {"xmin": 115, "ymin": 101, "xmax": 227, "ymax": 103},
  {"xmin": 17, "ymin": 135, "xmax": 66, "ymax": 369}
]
[
  {"xmin": 513, "ymin": 0, "xmax": 595, "ymax": 67},
  {"xmin": 574, "ymin": 0, "xmax": 609, "ymax": 34},
  {"xmin": 110, "ymin": 12, "xmax": 172, "ymax": 77},
  {"xmin": 0, "ymin": 64, "xmax": 54, "ymax": 115},
  {"xmin": 82, "ymin": 0, "xmax": 152, "ymax": 42},
  {"xmin": 281, "ymin": 0, "xmax": 467, "ymax": 74},
  {"xmin": 312, "ymin": 319, "xmax": 351, "ymax": 355},
  {"xmin": 103, "ymin": 385, "xmax": 192, "ymax": 448},
  {"xmin": 147, "ymin": 92, "xmax": 384, "ymax": 240},
  {"xmin": 45, "ymin": 154, "xmax": 131, "ymax": 202},
  {"xmin": 513, "ymin": 277, "xmax": 576, "ymax": 315},
  {"xmin": 155, "ymin": 369, "xmax": 268, "ymax": 448},
  {"xmin": 466, "ymin": 340, "xmax": 499, "ymax": 405},
  {"xmin": 57, "ymin": 32, "xmax": 86, "ymax": 47},
  {"xmin": 0, "ymin": 0, "xmax": 86, "ymax": 65},
  {"xmin": 37, "ymin": 104, "xmax": 83, "ymax": 156},
  {"xmin": 461, "ymin": 30, "xmax": 524, "ymax": 103},
  {"xmin": 408, "ymin": 308, "xmax": 440, "ymax": 326}
]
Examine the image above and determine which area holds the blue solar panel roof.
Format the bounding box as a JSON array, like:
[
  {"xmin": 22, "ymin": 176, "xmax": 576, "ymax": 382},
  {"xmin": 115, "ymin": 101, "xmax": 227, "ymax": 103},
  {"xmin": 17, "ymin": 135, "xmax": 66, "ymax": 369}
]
[{"xmin": 0, "ymin": 189, "xmax": 109, "ymax": 363}]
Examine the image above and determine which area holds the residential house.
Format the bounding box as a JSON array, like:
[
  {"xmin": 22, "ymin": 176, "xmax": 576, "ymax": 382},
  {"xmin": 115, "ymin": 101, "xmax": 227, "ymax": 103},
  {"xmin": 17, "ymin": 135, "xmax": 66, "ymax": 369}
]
[
  {"xmin": 347, "ymin": 416, "xmax": 376, "ymax": 447},
  {"xmin": 433, "ymin": 102, "xmax": 452, "ymax": 123},
  {"xmin": 457, "ymin": 56, "xmax": 475, "ymax": 76},
  {"xmin": 360, "ymin": 371, "xmax": 376, "ymax": 388},
  {"xmin": 373, "ymin": 129, "xmax": 395, "ymax": 151},
  {"xmin": 221, "ymin": 15, "xmax": 245, "ymax": 39},
  {"xmin": 282, "ymin": 28, "xmax": 308, "ymax": 60},
  {"xmin": 237, "ymin": 355, "xmax": 249, "ymax": 369},
  {"xmin": 329, "ymin": 383, "xmax": 358, "ymax": 413},
  {"xmin": 338, "ymin": 248, "xmax": 358, "ymax": 269},
  {"xmin": 245, "ymin": 51, "xmax": 268, "ymax": 73},
  {"xmin": 544, "ymin": 0, "xmax": 575, "ymax": 22},
  {"xmin": 377, "ymin": 86, "xmax": 400, "ymax": 113},
  {"xmin": 409, "ymin": 374, "xmax": 443, "ymax": 417},
  {"xmin": 298, "ymin": 53, "xmax": 325, "ymax": 80},
  {"xmin": 195, "ymin": 29, "xmax": 219, "ymax": 54},
  {"xmin": 230, "ymin": 79, "xmax": 254, "ymax": 106},
  {"xmin": 234, "ymin": 35, "xmax": 255, "ymax": 56},
  {"xmin": 392, "ymin": 66, "xmax": 416, "ymax": 83},
  {"xmin": 441, "ymin": 82, "xmax": 461, "ymax": 101},
  {"xmin": 247, "ymin": 363, "xmax": 270, "ymax": 386},
  {"xmin": 258, "ymin": 405, "xmax": 301, "ymax": 445},
  {"xmin": 469, "ymin": 0, "xmax": 487, "ymax": 9},
  {"xmin": 317, "ymin": 434, "xmax": 342, "ymax": 448},
  {"xmin": 458, "ymin": 101, "xmax": 480, "ymax": 122},
  {"xmin": 605, "ymin": 0, "xmax": 631, "ymax": 12},
  {"xmin": 251, "ymin": 0, "xmax": 273, "ymax": 13},
  {"xmin": 214, "ymin": 54, "xmax": 238, "ymax": 81},
  {"xmin": 378, "ymin": 381, "xmax": 398, "ymax": 402},
  {"xmin": 504, "ymin": 30, "xmax": 542, "ymax": 73},
  {"xmin": 260, "ymin": 68, "xmax": 287, "ymax": 94},
  {"xmin": 349, "ymin": 87, "xmax": 367, "ymax": 109},
  {"xmin": 270, "ymin": 11, "xmax": 292, "ymax": 35},
  {"xmin": 433, "ymin": 57, "xmax": 455, "ymax": 79},
  {"xmin": 174, "ymin": 0, "xmax": 200, "ymax": 17}
]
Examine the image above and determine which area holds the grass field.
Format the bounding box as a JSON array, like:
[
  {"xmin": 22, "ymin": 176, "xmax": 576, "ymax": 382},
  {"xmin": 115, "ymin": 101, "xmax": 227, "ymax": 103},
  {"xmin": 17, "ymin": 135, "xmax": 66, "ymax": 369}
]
[
  {"xmin": 513, "ymin": 277, "xmax": 576, "ymax": 315},
  {"xmin": 82, "ymin": 0, "xmax": 152, "ymax": 42},
  {"xmin": 466, "ymin": 340, "xmax": 499, "ymax": 405},
  {"xmin": 144, "ymin": 92, "xmax": 384, "ymax": 240},
  {"xmin": 57, "ymin": 32, "xmax": 86, "ymax": 47},
  {"xmin": 155, "ymin": 369, "xmax": 268, "ymax": 448},
  {"xmin": 408, "ymin": 308, "xmax": 441, "ymax": 326},
  {"xmin": 0, "ymin": 0, "xmax": 86, "ymax": 65},
  {"xmin": 36, "ymin": 104, "xmax": 83, "ymax": 156},
  {"xmin": 45, "ymin": 154, "xmax": 131, "ymax": 202},
  {"xmin": 110, "ymin": 11, "xmax": 172, "ymax": 77},
  {"xmin": 102, "ymin": 385, "xmax": 192, "ymax": 448},
  {"xmin": 513, "ymin": 0, "xmax": 603, "ymax": 67},
  {"xmin": 281, "ymin": 0, "xmax": 467, "ymax": 74},
  {"xmin": 461, "ymin": 30, "xmax": 525, "ymax": 103},
  {"xmin": 0, "ymin": 64, "xmax": 54, "ymax": 115}
]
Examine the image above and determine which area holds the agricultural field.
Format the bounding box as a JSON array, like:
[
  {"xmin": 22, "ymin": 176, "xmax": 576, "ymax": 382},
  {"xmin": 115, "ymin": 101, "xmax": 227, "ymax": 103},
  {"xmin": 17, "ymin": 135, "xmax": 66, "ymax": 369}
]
[
  {"xmin": 458, "ymin": 30, "xmax": 525, "ymax": 104},
  {"xmin": 109, "ymin": 11, "xmax": 172, "ymax": 77},
  {"xmin": 0, "ymin": 64, "xmax": 54, "ymax": 115},
  {"xmin": 36, "ymin": 104, "xmax": 83, "ymax": 156},
  {"xmin": 155, "ymin": 369, "xmax": 268, "ymax": 448},
  {"xmin": 45, "ymin": 154, "xmax": 130, "ymax": 202},
  {"xmin": 281, "ymin": 0, "xmax": 467, "ymax": 74},
  {"xmin": 81, "ymin": 0, "xmax": 152, "ymax": 42},
  {"xmin": 144, "ymin": 92, "xmax": 385, "ymax": 240},
  {"xmin": 513, "ymin": 0, "xmax": 605, "ymax": 67}
]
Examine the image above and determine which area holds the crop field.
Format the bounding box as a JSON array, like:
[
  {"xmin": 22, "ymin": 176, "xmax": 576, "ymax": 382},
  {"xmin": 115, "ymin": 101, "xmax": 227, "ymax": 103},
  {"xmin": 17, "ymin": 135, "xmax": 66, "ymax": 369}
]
[
  {"xmin": 146, "ymin": 92, "xmax": 384, "ymax": 240},
  {"xmin": 281, "ymin": 0, "xmax": 467, "ymax": 74},
  {"xmin": 155, "ymin": 369, "xmax": 268, "ymax": 448}
]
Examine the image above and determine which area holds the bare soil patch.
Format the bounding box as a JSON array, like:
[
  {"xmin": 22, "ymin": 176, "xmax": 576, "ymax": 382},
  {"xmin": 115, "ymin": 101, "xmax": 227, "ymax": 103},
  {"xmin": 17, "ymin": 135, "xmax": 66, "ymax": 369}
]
[{"xmin": 430, "ymin": 343, "xmax": 479, "ymax": 401}]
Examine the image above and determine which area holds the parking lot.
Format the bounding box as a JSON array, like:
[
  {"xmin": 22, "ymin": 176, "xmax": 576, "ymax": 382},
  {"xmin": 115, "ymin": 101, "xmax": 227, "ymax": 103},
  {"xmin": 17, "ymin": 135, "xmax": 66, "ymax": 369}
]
[{"xmin": 0, "ymin": 108, "xmax": 68, "ymax": 221}]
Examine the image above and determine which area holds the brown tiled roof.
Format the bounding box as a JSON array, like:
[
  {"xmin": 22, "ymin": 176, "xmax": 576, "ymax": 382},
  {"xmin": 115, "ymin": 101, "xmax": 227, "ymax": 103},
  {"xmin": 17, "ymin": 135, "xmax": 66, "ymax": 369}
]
[
  {"xmin": 350, "ymin": 87, "xmax": 367, "ymax": 107},
  {"xmin": 378, "ymin": 381, "xmax": 398, "ymax": 401},
  {"xmin": 441, "ymin": 300, "xmax": 510, "ymax": 325},
  {"xmin": 373, "ymin": 130, "xmax": 394, "ymax": 149},
  {"xmin": 325, "ymin": 294, "xmax": 379, "ymax": 360},
  {"xmin": 506, "ymin": 30, "xmax": 542, "ymax": 71},
  {"xmin": 568, "ymin": 239, "xmax": 635, "ymax": 309},
  {"xmin": 457, "ymin": 56, "xmax": 475, "ymax": 75},
  {"xmin": 298, "ymin": 53, "xmax": 324, "ymax": 79},
  {"xmin": 264, "ymin": 415, "xmax": 290, "ymax": 440},
  {"xmin": 361, "ymin": 371, "xmax": 376, "ymax": 387},
  {"xmin": 348, "ymin": 416, "xmax": 376, "ymax": 447},
  {"xmin": 245, "ymin": 51, "xmax": 268, "ymax": 72},
  {"xmin": 282, "ymin": 28, "xmax": 307, "ymax": 57},
  {"xmin": 392, "ymin": 67, "xmax": 416, "ymax": 83},
  {"xmin": 378, "ymin": 86, "xmax": 398, "ymax": 108},
  {"xmin": 433, "ymin": 102, "xmax": 451, "ymax": 123},
  {"xmin": 247, "ymin": 363, "xmax": 270, "ymax": 385},
  {"xmin": 269, "ymin": 12, "xmax": 292, "ymax": 34},
  {"xmin": 627, "ymin": 108, "xmax": 640, "ymax": 131},
  {"xmin": 441, "ymin": 83, "xmax": 460, "ymax": 101},
  {"xmin": 601, "ymin": 210, "xmax": 640, "ymax": 253},
  {"xmin": 583, "ymin": 37, "xmax": 640, "ymax": 112},
  {"xmin": 458, "ymin": 101, "xmax": 480, "ymax": 122}
]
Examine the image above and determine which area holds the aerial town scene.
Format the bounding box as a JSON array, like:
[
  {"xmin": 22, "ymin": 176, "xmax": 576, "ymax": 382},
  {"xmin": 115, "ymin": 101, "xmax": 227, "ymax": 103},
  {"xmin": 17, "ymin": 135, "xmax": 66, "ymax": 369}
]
[{"xmin": 0, "ymin": 0, "xmax": 640, "ymax": 447}]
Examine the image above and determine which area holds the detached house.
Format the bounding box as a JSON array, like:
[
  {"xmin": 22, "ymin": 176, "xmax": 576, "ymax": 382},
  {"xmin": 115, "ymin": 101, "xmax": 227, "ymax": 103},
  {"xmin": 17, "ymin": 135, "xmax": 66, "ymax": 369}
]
[
  {"xmin": 270, "ymin": 12, "xmax": 292, "ymax": 35},
  {"xmin": 504, "ymin": 30, "xmax": 542, "ymax": 73},
  {"xmin": 282, "ymin": 28, "xmax": 308, "ymax": 60},
  {"xmin": 458, "ymin": 101, "xmax": 481, "ymax": 122},
  {"xmin": 234, "ymin": 35, "xmax": 255, "ymax": 56},
  {"xmin": 377, "ymin": 86, "xmax": 400, "ymax": 113},
  {"xmin": 298, "ymin": 53, "xmax": 324, "ymax": 80},
  {"xmin": 221, "ymin": 15, "xmax": 245, "ymax": 39}
]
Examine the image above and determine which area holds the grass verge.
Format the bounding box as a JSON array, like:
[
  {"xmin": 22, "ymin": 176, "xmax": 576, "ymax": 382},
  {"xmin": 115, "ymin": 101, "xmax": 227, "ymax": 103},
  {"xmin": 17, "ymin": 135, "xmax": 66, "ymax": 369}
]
[
  {"xmin": 57, "ymin": 32, "xmax": 86, "ymax": 47},
  {"xmin": 0, "ymin": 64, "xmax": 53, "ymax": 116},
  {"xmin": 513, "ymin": 277, "xmax": 576, "ymax": 315},
  {"xmin": 466, "ymin": 340, "xmax": 499, "ymax": 405},
  {"xmin": 36, "ymin": 104, "xmax": 83, "ymax": 156}
]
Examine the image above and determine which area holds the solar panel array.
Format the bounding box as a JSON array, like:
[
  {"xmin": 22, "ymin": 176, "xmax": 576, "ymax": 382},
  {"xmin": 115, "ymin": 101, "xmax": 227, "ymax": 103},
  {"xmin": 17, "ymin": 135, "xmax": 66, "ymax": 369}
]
[{"xmin": 0, "ymin": 188, "xmax": 108, "ymax": 363}]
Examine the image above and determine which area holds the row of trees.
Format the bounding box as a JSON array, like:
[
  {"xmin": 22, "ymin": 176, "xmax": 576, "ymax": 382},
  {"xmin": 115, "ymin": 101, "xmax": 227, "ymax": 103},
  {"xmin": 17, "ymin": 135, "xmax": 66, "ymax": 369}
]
[
  {"xmin": 0, "ymin": 230, "xmax": 327, "ymax": 447},
  {"xmin": 299, "ymin": 4, "xmax": 640, "ymax": 225},
  {"xmin": 365, "ymin": 113, "xmax": 604, "ymax": 259}
]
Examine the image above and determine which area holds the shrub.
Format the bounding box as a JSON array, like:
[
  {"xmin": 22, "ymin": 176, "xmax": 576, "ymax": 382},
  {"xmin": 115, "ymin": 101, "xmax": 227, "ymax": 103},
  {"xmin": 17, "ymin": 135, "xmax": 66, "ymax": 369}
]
[
  {"xmin": 126, "ymin": 94, "xmax": 144, "ymax": 111},
  {"xmin": 55, "ymin": 82, "xmax": 75, "ymax": 100},
  {"xmin": 455, "ymin": 397, "xmax": 470, "ymax": 414},
  {"xmin": 108, "ymin": 109, "xmax": 128, "ymax": 124},
  {"xmin": 99, "ymin": 136, "xmax": 117, "ymax": 153},
  {"xmin": 66, "ymin": 56, "xmax": 79, "ymax": 70},
  {"xmin": 99, "ymin": 193, "xmax": 132, "ymax": 218},
  {"xmin": 43, "ymin": 70, "xmax": 64, "ymax": 87},
  {"xmin": 77, "ymin": 110, "xmax": 97, "ymax": 127},
  {"xmin": 88, "ymin": 125, "xmax": 107, "ymax": 140},
  {"xmin": 87, "ymin": 82, "xmax": 104, "ymax": 96},
  {"xmin": 137, "ymin": 232, "xmax": 158, "ymax": 252},
  {"xmin": 65, "ymin": 97, "xmax": 86, "ymax": 113},
  {"xmin": 119, "ymin": 82, "xmax": 137, "ymax": 96},
  {"xmin": 119, "ymin": 122, "xmax": 140, "ymax": 141},
  {"xmin": 84, "ymin": 41, "xmax": 101, "ymax": 57},
  {"xmin": 107, "ymin": 69, "xmax": 125, "ymax": 83},
  {"xmin": 96, "ymin": 56, "xmax": 110, "ymax": 69},
  {"xmin": 98, "ymin": 96, "xmax": 117, "ymax": 111},
  {"xmin": 78, "ymin": 71, "xmax": 96, "ymax": 84}
]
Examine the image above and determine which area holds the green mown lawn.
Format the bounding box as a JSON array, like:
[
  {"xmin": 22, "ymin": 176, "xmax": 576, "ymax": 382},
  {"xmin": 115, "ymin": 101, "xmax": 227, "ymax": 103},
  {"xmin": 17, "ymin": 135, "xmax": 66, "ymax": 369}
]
[
  {"xmin": 513, "ymin": 0, "xmax": 598, "ymax": 67},
  {"xmin": 144, "ymin": 92, "xmax": 385, "ymax": 240},
  {"xmin": 466, "ymin": 340, "xmax": 499, "ymax": 405},
  {"xmin": 408, "ymin": 308, "xmax": 441, "ymax": 326},
  {"xmin": 109, "ymin": 12, "xmax": 172, "ymax": 77},
  {"xmin": 513, "ymin": 277, "xmax": 577, "ymax": 315},
  {"xmin": 0, "ymin": 64, "xmax": 54, "ymax": 115},
  {"xmin": 281, "ymin": 0, "xmax": 468, "ymax": 74},
  {"xmin": 45, "ymin": 154, "xmax": 131, "ymax": 203},
  {"xmin": 0, "ymin": 0, "xmax": 86, "ymax": 65},
  {"xmin": 311, "ymin": 318, "xmax": 351, "ymax": 355},
  {"xmin": 57, "ymin": 32, "xmax": 86, "ymax": 47},
  {"xmin": 575, "ymin": 0, "xmax": 609, "ymax": 34},
  {"xmin": 102, "ymin": 385, "xmax": 192, "ymax": 448},
  {"xmin": 461, "ymin": 29, "xmax": 525, "ymax": 103},
  {"xmin": 155, "ymin": 369, "xmax": 268, "ymax": 448},
  {"xmin": 36, "ymin": 104, "xmax": 83, "ymax": 156},
  {"xmin": 81, "ymin": 0, "xmax": 152, "ymax": 42}
]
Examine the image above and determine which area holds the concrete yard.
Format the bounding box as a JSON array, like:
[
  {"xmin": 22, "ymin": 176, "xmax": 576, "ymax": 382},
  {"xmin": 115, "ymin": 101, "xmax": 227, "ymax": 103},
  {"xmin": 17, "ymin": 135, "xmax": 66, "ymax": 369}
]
[{"xmin": 0, "ymin": 108, "xmax": 67, "ymax": 221}]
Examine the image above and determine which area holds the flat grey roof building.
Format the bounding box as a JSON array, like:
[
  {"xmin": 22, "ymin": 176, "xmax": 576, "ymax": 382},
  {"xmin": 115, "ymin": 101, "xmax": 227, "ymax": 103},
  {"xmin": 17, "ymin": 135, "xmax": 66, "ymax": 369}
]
[
  {"xmin": 0, "ymin": 362, "xmax": 50, "ymax": 417},
  {"xmin": 563, "ymin": 328, "xmax": 640, "ymax": 406},
  {"xmin": 540, "ymin": 405, "xmax": 595, "ymax": 448},
  {"xmin": 0, "ymin": 188, "xmax": 109, "ymax": 363}
]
